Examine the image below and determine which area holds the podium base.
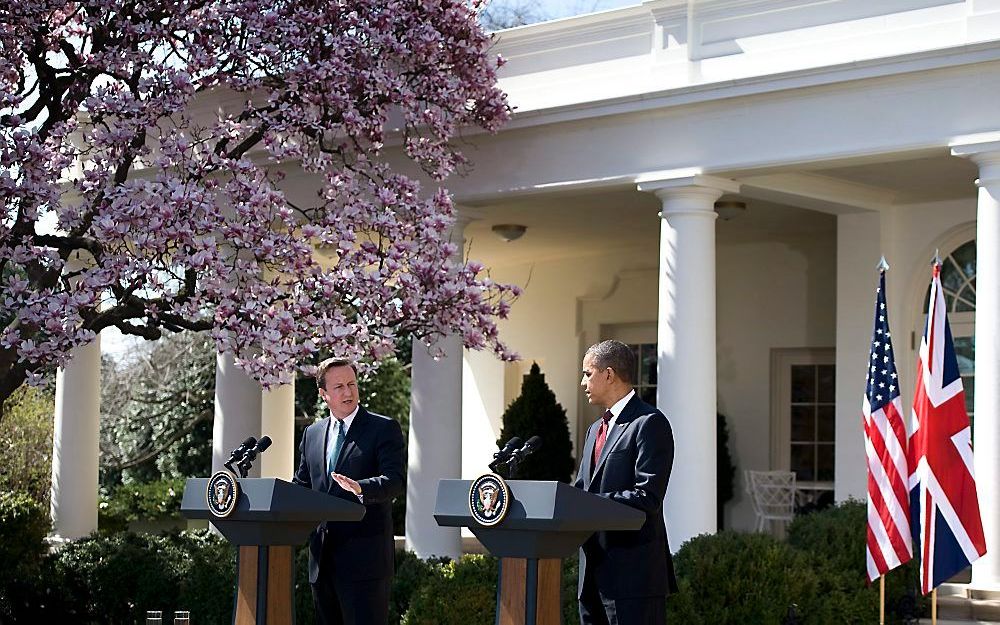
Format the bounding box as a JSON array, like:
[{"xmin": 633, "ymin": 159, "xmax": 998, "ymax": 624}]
[
  {"xmin": 498, "ymin": 557, "xmax": 562, "ymax": 625},
  {"xmin": 235, "ymin": 545, "xmax": 294, "ymax": 625}
]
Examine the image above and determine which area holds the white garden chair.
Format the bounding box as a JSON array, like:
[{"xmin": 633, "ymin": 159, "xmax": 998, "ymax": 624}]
[{"xmin": 745, "ymin": 469, "xmax": 796, "ymax": 533}]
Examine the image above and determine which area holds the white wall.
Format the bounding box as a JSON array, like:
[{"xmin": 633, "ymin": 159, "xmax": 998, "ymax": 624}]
[
  {"xmin": 717, "ymin": 231, "xmax": 838, "ymax": 529},
  {"xmin": 833, "ymin": 197, "xmax": 977, "ymax": 503}
]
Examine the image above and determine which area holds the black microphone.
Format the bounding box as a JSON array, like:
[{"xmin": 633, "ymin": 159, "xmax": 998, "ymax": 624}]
[
  {"xmin": 224, "ymin": 436, "xmax": 257, "ymax": 473},
  {"xmin": 236, "ymin": 436, "xmax": 272, "ymax": 477},
  {"xmin": 511, "ymin": 436, "xmax": 542, "ymax": 461},
  {"xmin": 489, "ymin": 437, "xmax": 523, "ymax": 472}
]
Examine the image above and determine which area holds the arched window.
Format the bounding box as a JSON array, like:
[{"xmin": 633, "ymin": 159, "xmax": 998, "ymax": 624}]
[
  {"xmin": 922, "ymin": 239, "xmax": 976, "ymax": 426},
  {"xmin": 923, "ymin": 239, "xmax": 976, "ymax": 312}
]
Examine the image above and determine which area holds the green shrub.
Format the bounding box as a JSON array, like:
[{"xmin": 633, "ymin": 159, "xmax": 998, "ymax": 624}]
[
  {"xmin": 169, "ymin": 531, "xmax": 238, "ymax": 625},
  {"xmin": 667, "ymin": 531, "xmax": 823, "ymax": 624},
  {"xmin": 0, "ymin": 490, "xmax": 49, "ymax": 582},
  {"xmin": 788, "ymin": 500, "xmax": 926, "ymax": 623},
  {"xmin": 390, "ymin": 550, "xmax": 442, "ymax": 625},
  {"xmin": 99, "ymin": 477, "xmax": 186, "ymax": 532},
  {"xmin": 0, "ymin": 490, "xmax": 53, "ymax": 621},
  {"xmin": 0, "ymin": 385, "xmax": 54, "ymax": 506},
  {"xmin": 402, "ymin": 554, "xmax": 497, "ymax": 625},
  {"xmin": 561, "ymin": 555, "xmax": 579, "ymax": 624},
  {"xmin": 294, "ymin": 544, "xmax": 315, "ymax": 625},
  {"xmin": 1, "ymin": 529, "xmax": 235, "ymax": 625}
]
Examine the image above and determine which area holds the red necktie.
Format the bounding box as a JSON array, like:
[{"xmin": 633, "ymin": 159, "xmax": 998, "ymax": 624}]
[{"xmin": 592, "ymin": 410, "xmax": 613, "ymax": 472}]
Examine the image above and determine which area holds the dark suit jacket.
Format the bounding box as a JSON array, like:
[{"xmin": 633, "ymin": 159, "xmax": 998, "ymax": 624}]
[
  {"xmin": 293, "ymin": 407, "xmax": 405, "ymax": 584},
  {"xmin": 574, "ymin": 393, "xmax": 678, "ymax": 599}
]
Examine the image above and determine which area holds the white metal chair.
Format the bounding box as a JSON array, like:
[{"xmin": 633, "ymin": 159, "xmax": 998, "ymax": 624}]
[{"xmin": 745, "ymin": 469, "xmax": 796, "ymax": 532}]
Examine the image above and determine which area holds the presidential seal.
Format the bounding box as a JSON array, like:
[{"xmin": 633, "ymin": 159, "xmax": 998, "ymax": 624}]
[
  {"xmin": 468, "ymin": 473, "xmax": 510, "ymax": 527},
  {"xmin": 206, "ymin": 470, "xmax": 240, "ymax": 518}
]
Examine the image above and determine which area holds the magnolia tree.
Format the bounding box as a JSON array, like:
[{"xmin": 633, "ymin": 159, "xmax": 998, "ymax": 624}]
[{"xmin": 0, "ymin": 0, "xmax": 520, "ymax": 406}]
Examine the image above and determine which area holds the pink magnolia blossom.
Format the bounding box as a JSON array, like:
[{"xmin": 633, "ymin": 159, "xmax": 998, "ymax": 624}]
[{"xmin": 0, "ymin": 0, "xmax": 517, "ymax": 404}]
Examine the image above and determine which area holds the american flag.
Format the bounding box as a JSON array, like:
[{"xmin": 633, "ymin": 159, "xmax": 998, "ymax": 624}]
[
  {"xmin": 863, "ymin": 270, "xmax": 912, "ymax": 582},
  {"xmin": 908, "ymin": 262, "xmax": 987, "ymax": 594}
]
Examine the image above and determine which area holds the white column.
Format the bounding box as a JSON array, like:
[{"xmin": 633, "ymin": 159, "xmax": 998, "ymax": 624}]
[
  {"xmin": 638, "ymin": 173, "xmax": 739, "ymax": 550},
  {"xmin": 953, "ymin": 135, "xmax": 1000, "ymax": 590},
  {"xmin": 50, "ymin": 337, "xmax": 101, "ymax": 540},
  {"xmin": 212, "ymin": 352, "xmax": 263, "ymax": 476},
  {"xmin": 833, "ymin": 212, "xmax": 882, "ymax": 504},
  {"xmin": 404, "ymin": 217, "xmax": 470, "ymax": 560},
  {"xmin": 260, "ymin": 381, "xmax": 295, "ymax": 480}
]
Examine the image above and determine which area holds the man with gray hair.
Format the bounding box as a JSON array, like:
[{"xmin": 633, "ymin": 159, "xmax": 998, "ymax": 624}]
[{"xmin": 574, "ymin": 340, "xmax": 677, "ymax": 624}]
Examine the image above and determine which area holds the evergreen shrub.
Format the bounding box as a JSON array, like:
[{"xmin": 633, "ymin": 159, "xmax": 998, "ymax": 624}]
[{"xmin": 496, "ymin": 363, "xmax": 574, "ymax": 482}]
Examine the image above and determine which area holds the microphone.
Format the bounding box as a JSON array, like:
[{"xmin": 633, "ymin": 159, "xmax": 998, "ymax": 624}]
[
  {"xmin": 506, "ymin": 436, "xmax": 542, "ymax": 479},
  {"xmin": 489, "ymin": 437, "xmax": 523, "ymax": 473},
  {"xmin": 236, "ymin": 436, "xmax": 272, "ymax": 478},
  {"xmin": 224, "ymin": 436, "xmax": 257, "ymax": 473},
  {"xmin": 510, "ymin": 436, "xmax": 542, "ymax": 462}
]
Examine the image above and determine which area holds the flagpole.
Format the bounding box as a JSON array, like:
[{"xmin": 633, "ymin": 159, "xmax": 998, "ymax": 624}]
[
  {"xmin": 879, "ymin": 576, "xmax": 885, "ymax": 625},
  {"xmin": 932, "ymin": 588, "xmax": 937, "ymax": 625}
]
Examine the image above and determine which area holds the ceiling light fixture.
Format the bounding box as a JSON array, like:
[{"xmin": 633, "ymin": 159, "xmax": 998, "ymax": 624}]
[
  {"xmin": 491, "ymin": 224, "xmax": 527, "ymax": 242},
  {"xmin": 714, "ymin": 200, "xmax": 747, "ymax": 221}
]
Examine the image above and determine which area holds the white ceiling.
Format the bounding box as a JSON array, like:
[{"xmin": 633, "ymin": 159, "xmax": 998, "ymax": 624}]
[{"xmin": 461, "ymin": 151, "xmax": 977, "ymax": 268}]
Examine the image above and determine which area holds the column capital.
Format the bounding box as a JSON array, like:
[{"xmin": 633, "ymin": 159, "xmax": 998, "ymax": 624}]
[
  {"xmin": 637, "ymin": 172, "xmax": 740, "ymax": 218},
  {"xmin": 636, "ymin": 172, "xmax": 741, "ymax": 201},
  {"xmin": 950, "ymin": 132, "xmax": 1000, "ymax": 187}
]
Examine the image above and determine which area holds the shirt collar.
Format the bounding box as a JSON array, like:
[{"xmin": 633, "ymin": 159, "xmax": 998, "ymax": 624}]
[
  {"xmin": 607, "ymin": 389, "xmax": 635, "ymax": 423},
  {"xmin": 329, "ymin": 405, "xmax": 360, "ymax": 432}
]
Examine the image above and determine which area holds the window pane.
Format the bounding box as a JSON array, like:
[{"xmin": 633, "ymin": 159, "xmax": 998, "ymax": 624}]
[
  {"xmin": 630, "ymin": 344, "xmax": 641, "ymax": 383},
  {"xmin": 964, "ymin": 375, "xmax": 974, "ymax": 416},
  {"xmin": 791, "ymin": 444, "xmax": 815, "ymax": 481},
  {"xmin": 817, "ymin": 445, "xmax": 835, "ymax": 481},
  {"xmin": 954, "ymin": 336, "xmax": 975, "ymax": 375},
  {"xmin": 640, "ymin": 386, "xmax": 656, "ymax": 406},
  {"xmin": 791, "ymin": 365, "xmax": 816, "ymax": 403},
  {"xmin": 817, "ymin": 365, "xmax": 835, "ymax": 403},
  {"xmin": 817, "ymin": 405, "xmax": 835, "ymax": 442},
  {"xmin": 958, "ymin": 284, "xmax": 975, "ymax": 307},
  {"xmin": 791, "ymin": 405, "xmax": 815, "ymax": 442},
  {"xmin": 951, "ymin": 240, "xmax": 977, "ymax": 278},
  {"xmin": 641, "ymin": 345, "xmax": 657, "ymax": 386},
  {"xmin": 941, "ymin": 258, "xmax": 964, "ymax": 292}
]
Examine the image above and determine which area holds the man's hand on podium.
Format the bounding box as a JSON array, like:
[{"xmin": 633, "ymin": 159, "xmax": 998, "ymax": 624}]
[{"xmin": 331, "ymin": 473, "xmax": 362, "ymax": 497}]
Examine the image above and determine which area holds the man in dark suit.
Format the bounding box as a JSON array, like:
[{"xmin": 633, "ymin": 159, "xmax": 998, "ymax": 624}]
[
  {"xmin": 574, "ymin": 340, "xmax": 677, "ymax": 625},
  {"xmin": 293, "ymin": 357, "xmax": 405, "ymax": 625}
]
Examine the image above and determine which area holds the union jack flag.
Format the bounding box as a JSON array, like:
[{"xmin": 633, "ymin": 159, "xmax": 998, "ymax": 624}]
[
  {"xmin": 863, "ymin": 270, "xmax": 912, "ymax": 582},
  {"xmin": 908, "ymin": 262, "xmax": 987, "ymax": 594}
]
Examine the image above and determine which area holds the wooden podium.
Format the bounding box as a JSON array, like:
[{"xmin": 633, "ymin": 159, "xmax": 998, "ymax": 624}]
[
  {"xmin": 434, "ymin": 480, "xmax": 644, "ymax": 625},
  {"xmin": 181, "ymin": 478, "xmax": 364, "ymax": 625}
]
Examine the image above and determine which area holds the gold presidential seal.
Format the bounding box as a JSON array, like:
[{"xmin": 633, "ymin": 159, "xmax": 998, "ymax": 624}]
[
  {"xmin": 468, "ymin": 473, "xmax": 510, "ymax": 526},
  {"xmin": 206, "ymin": 470, "xmax": 240, "ymax": 518}
]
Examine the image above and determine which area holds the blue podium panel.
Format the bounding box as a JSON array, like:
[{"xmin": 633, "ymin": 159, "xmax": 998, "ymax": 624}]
[
  {"xmin": 434, "ymin": 479, "xmax": 645, "ymax": 558},
  {"xmin": 181, "ymin": 477, "xmax": 364, "ymax": 546}
]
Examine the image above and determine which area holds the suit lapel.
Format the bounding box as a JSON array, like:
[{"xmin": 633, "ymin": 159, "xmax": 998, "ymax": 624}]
[
  {"xmin": 315, "ymin": 417, "xmax": 333, "ymax": 492},
  {"xmin": 580, "ymin": 420, "xmax": 599, "ymax": 490},
  {"xmin": 334, "ymin": 407, "xmax": 369, "ymax": 474},
  {"xmin": 588, "ymin": 394, "xmax": 641, "ymax": 489}
]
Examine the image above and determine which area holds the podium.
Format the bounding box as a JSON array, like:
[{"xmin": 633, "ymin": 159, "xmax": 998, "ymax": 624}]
[
  {"xmin": 434, "ymin": 480, "xmax": 644, "ymax": 625},
  {"xmin": 181, "ymin": 478, "xmax": 364, "ymax": 625}
]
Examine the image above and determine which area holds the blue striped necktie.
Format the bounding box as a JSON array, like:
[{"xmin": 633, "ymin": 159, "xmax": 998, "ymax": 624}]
[{"xmin": 328, "ymin": 419, "xmax": 346, "ymax": 474}]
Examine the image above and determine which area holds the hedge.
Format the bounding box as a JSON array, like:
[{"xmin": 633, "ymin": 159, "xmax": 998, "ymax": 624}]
[{"xmin": 1, "ymin": 495, "xmax": 927, "ymax": 624}]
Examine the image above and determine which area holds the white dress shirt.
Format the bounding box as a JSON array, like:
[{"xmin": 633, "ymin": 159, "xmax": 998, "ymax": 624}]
[
  {"xmin": 325, "ymin": 405, "xmax": 359, "ymax": 464},
  {"xmin": 605, "ymin": 389, "xmax": 635, "ymax": 428}
]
